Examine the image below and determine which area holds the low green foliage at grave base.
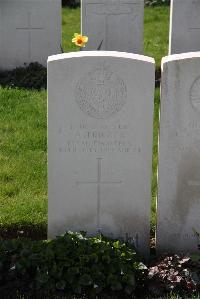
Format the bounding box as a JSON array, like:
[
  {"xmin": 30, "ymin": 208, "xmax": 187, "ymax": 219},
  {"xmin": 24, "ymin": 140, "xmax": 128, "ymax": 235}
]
[
  {"xmin": 0, "ymin": 63, "xmax": 47, "ymax": 90},
  {"xmin": 0, "ymin": 232, "xmax": 147, "ymax": 298},
  {"xmin": 62, "ymin": 0, "xmax": 80, "ymax": 8},
  {"xmin": 0, "ymin": 232, "xmax": 199, "ymax": 298}
]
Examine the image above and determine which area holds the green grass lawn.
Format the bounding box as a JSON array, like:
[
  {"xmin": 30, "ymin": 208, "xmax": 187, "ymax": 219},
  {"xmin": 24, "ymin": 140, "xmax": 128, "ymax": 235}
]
[
  {"xmin": 0, "ymin": 88, "xmax": 47, "ymax": 231},
  {"xmin": 62, "ymin": 7, "xmax": 81, "ymax": 53},
  {"xmin": 0, "ymin": 6, "xmax": 167, "ymax": 232},
  {"xmin": 144, "ymin": 6, "xmax": 170, "ymax": 66}
]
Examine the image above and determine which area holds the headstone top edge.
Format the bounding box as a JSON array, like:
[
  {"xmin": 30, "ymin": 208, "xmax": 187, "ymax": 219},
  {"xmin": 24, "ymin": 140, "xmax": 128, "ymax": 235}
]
[
  {"xmin": 162, "ymin": 52, "xmax": 200, "ymax": 65},
  {"xmin": 48, "ymin": 51, "xmax": 155, "ymax": 64}
]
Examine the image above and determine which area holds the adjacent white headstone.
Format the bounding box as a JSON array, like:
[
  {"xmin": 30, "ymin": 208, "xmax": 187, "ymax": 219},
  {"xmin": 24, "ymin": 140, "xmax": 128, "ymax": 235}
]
[
  {"xmin": 169, "ymin": 0, "xmax": 200, "ymax": 54},
  {"xmin": 0, "ymin": 0, "xmax": 61, "ymax": 70},
  {"xmin": 157, "ymin": 52, "xmax": 200, "ymax": 254},
  {"xmin": 48, "ymin": 51, "xmax": 155, "ymax": 257},
  {"xmin": 81, "ymin": 0, "xmax": 144, "ymax": 53}
]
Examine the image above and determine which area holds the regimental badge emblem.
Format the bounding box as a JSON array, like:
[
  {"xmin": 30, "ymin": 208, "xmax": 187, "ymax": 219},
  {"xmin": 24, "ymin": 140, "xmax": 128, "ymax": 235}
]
[
  {"xmin": 75, "ymin": 65, "xmax": 127, "ymax": 119},
  {"xmin": 190, "ymin": 76, "xmax": 200, "ymax": 112}
]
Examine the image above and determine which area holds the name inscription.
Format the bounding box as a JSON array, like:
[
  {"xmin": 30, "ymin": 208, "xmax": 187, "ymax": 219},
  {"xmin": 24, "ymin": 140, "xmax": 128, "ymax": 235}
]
[
  {"xmin": 58, "ymin": 121, "xmax": 140, "ymax": 154},
  {"xmin": 172, "ymin": 233, "xmax": 199, "ymax": 240}
]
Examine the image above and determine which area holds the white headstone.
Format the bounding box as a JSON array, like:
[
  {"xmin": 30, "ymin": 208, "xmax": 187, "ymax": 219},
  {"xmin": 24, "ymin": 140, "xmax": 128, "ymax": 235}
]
[
  {"xmin": 48, "ymin": 51, "xmax": 155, "ymax": 257},
  {"xmin": 81, "ymin": 0, "xmax": 144, "ymax": 53},
  {"xmin": 157, "ymin": 52, "xmax": 200, "ymax": 254},
  {"xmin": 169, "ymin": 0, "xmax": 200, "ymax": 54},
  {"xmin": 0, "ymin": 0, "xmax": 61, "ymax": 70}
]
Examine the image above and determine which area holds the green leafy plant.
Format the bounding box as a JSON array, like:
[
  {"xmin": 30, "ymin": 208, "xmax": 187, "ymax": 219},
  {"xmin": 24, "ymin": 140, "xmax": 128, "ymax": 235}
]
[
  {"xmin": 0, "ymin": 232, "xmax": 147, "ymax": 298},
  {"xmin": 62, "ymin": 0, "xmax": 80, "ymax": 8},
  {"xmin": 0, "ymin": 62, "xmax": 47, "ymax": 90}
]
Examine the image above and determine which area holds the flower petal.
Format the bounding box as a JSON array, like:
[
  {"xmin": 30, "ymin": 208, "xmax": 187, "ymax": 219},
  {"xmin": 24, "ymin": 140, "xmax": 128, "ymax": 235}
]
[{"xmin": 82, "ymin": 36, "xmax": 88, "ymax": 42}]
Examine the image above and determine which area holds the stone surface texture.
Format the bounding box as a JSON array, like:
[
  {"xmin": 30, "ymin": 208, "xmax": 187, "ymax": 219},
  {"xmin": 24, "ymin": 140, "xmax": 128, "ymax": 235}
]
[
  {"xmin": 48, "ymin": 51, "xmax": 155, "ymax": 257},
  {"xmin": 0, "ymin": 0, "xmax": 61, "ymax": 70},
  {"xmin": 169, "ymin": 0, "xmax": 200, "ymax": 54},
  {"xmin": 157, "ymin": 52, "xmax": 200, "ymax": 254},
  {"xmin": 81, "ymin": 0, "xmax": 144, "ymax": 53}
]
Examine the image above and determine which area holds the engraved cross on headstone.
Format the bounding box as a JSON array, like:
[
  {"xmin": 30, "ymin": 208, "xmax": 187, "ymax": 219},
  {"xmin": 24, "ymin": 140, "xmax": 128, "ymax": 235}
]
[
  {"xmin": 16, "ymin": 12, "xmax": 44, "ymax": 60},
  {"xmin": 76, "ymin": 158, "xmax": 122, "ymax": 231},
  {"xmin": 87, "ymin": 2, "xmax": 138, "ymax": 48}
]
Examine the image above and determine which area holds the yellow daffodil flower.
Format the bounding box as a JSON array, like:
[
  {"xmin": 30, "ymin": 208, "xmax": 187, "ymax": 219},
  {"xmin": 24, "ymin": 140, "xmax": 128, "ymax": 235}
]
[{"xmin": 72, "ymin": 33, "xmax": 88, "ymax": 47}]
